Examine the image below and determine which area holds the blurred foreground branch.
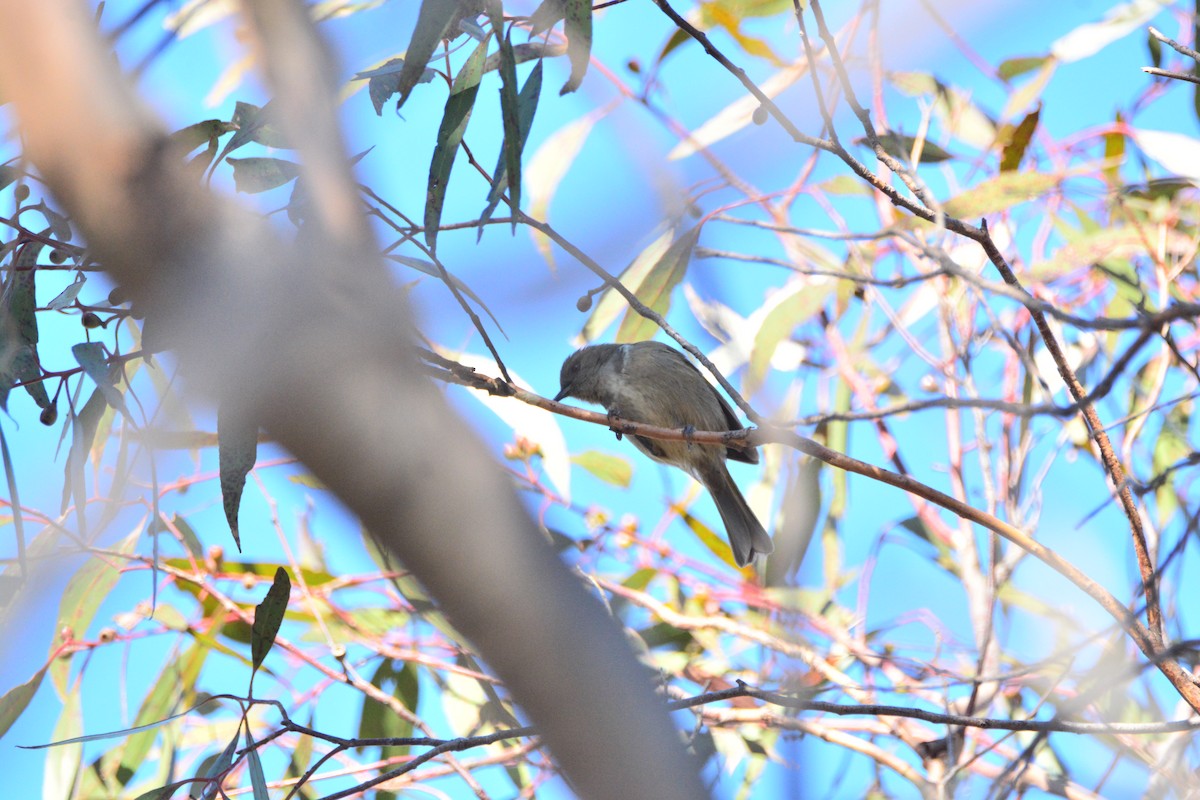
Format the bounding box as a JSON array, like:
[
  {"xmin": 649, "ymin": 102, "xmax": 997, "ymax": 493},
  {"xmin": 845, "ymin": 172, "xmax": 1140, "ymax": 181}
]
[{"xmin": 0, "ymin": 0, "xmax": 708, "ymax": 796}]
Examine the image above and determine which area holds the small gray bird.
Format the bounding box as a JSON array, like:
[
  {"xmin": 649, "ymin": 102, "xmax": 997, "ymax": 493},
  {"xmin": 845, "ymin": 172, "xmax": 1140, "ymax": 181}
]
[{"xmin": 554, "ymin": 341, "xmax": 773, "ymax": 566}]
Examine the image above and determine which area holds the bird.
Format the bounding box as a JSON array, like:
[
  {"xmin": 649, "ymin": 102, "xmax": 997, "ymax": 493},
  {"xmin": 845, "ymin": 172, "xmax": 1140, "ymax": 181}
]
[{"xmin": 554, "ymin": 341, "xmax": 773, "ymax": 566}]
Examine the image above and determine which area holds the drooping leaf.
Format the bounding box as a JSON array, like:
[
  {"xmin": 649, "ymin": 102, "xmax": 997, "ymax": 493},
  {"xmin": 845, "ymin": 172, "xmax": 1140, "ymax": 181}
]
[
  {"xmin": 71, "ymin": 342, "xmax": 128, "ymax": 414},
  {"xmin": 480, "ymin": 59, "xmax": 543, "ymax": 234},
  {"xmin": 528, "ymin": 0, "xmax": 566, "ymax": 34},
  {"xmin": 228, "ymin": 157, "xmax": 302, "ymax": 194},
  {"xmin": 217, "ymin": 400, "xmax": 258, "ymax": 550},
  {"xmin": 425, "ymin": 38, "xmax": 489, "ymax": 252},
  {"xmin": 748, "ymin": 281, "xmax": 834, "ymax": 393},
  {"xmin": 396, "ymin": 0, "xmax": 461, "ymax": 111},
  {"xmin": 616, "ymin": 226, "xmax": 700, "ymax": 342},
  {"xmin": 355, "ymin": 57, "xmax": 437, "ymax": 115},
  {"xmin": 560, "ymin": 0, "xmax": 592, "ymax": 94},
  {"xmin": 358, "ymin": 659, "xmax": 418, "ymax": 751},
  {"xmin": 244, "ymin": 722, "xmax": 270, "ymax": 800},
  {"xmin": 197, "ymin": 732, "xmax": 240, "ymax": 800},
  {"xmin": 0, "ymin": 667, "xmax": 46, "ymax": 739},
  {"xmin": 583, "ymin": 228, "xmax": 673, "ymax": 341},
  {"xmin": 250, "ymin": 567, "xmax": 290, "ymax": 679},
  {"xmin": 999, "ymin": 104, "xmax": 1041, "ymax": 172},
  {"xmin": 4, "ymin": 240, "xmax": 42, "ymax": 346}
]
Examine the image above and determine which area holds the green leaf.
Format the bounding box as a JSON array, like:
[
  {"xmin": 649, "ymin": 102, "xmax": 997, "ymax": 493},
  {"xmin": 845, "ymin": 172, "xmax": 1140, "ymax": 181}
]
[
  {"xmin": 218, "ymin": 400, "xmax": 258, "ymax": 550},
  {"xmin": 425, "ymin": 38, "xmax": 489, "ymax": 252},
  {"xmin": 615, "ymin": 226, "xmax": 700, "ymax": 342},
  {"xmin": 479, "ymin": 55, "xmax": 543, "ymax": 235},
  {"xmin": 228, "ymin": 157, "xmax": 302, "ymax": 193},
  {"xmin": 4, "ymin": 241, "xmax": 42, "ymax": 346},
  {"xmin": 997, "ymin": 55, "xmax": 1051, "ymax": 81},
  {"xmin": 250, "ymin": 567, "xmax": 291, "ymax": 679},
  {"xmin": 560, "ymin": 0, "xmax": 593, "ymax": 94},
  {"xmin": 397, "ymin": 0, "xmax": 461, "ymax": 110},
  {"xmin": 0, "ymin": 667, "xmax": 46, "ymax": 739},
  {"xmin": 571, "ymin": 449, "xmax": 633, "ymax": 487},
  {"xmin": 358, "ymin": 659, "xmax": 418, "ymax": 751},
  {"xmin": 244, "ymin": 725, "xmax": 269, "ymax": 800},
  {"xmin": 384, "ymin": 254, "xmax": 504, "ymax": 332},
  {"xmin": 999, "ymin": 104, "xmax": 1040, "ymax": 172}
]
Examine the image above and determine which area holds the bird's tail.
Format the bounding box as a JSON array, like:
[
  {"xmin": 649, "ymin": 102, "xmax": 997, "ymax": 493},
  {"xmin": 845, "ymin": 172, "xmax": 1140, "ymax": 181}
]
[{"xmin": 702, "ymin": 464, "xmax": 773, "ymax": 567}]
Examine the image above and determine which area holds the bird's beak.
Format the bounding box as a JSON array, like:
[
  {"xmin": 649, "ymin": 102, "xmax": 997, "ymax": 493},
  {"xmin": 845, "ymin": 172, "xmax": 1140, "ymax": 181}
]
[{"xmin": 553, "ymin": 387, "xmax": 570, "ymax": 402}]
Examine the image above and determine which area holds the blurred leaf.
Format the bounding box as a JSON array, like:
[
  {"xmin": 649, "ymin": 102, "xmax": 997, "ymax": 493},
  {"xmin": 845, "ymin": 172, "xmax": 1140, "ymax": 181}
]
[
  {"xmin": 218, "ymin": 400, "xmax": 258, "ymax": 550},
  {"xmin": 748, "ymin": 280, "xmax": 833, "ymax": 393},
  {"xmin": 228, "ymin": 157, "xmax": 301, "ymax": 193},
  {"xmin": 998, "ymin": 55, "xmax": 1051, "ymax": 81},
  {"xmin": 934, "ymin": 171, "xmax": 1058, "ymax": 220},
  {"xmin": 130, "ymin": 778, "xmax": 193, "ymax": 800},
  {"xmin": 637, "ymin": 621, "xmax": 694, "ymax": 650},
  {"xmin": 560, "ymin": 0, "xmax": 592, "ymax": 94},
  {"xmin": 213, "ymin": 101, "xmax": 289, "ymax": 169},
  {"xmin": 358, "ymin": 659, "xmax": 418, "ymax": 751},
  {"xmin": 616, "ymin": 226, "xmax": 700, "ymax": 342},
  {"xmin": 583, "ymin": 229, "xmax": 674, "ymax": 341},
  {"xmin": 669, "ymin": 62, "xmax": 805, "ymax": 160},
  {"xmin": 1132, "ymin": 128, "xmax": 1200, "ymax": 181},
  {"xmin": 45, "ymin": 687, "xmax": 83, "ymax": 800},
  {"xmin": 1001, "ymin": 57, "xmax": 1056, "ymax": 120},
  {"xmin": 169, "ymin": 119, "xmax": 237, "ymax": 154},
  {"xmin": 1050, "ymin": 0, "xmax": 1168, "ymax": 63},
  {"xmin": 527, "ymin": 106, "xmax": 606, "ymax": 267},
  {"xmin": 679, "ymin": 508, "xmax": 745, "ymax": 571},
  {"xmin": 529, "ymin": 0, "xmax": 566, "ymax": 34},
  {"xmin": 1104, "ymin": 116, "xmax": 1126, "ymax": 183},
  {"xmin": 62, "ymin": 388, "xmax": 108, "ymax": 521},
  {"xmin": 1030, "ymin": 226, "xmax": 1189, "ymax": 280},
  {"xmin": 51, "ymin": 527, "xmax": 140, "ymax": 694},
  {"xmin": 1147, "ymin": 29, "xmax": 1163, "ymax": 68},
  {"xmin": 572, "ymin": 449, "xmax": 633, "ymax": 487},
  {"xmin": 425, "ymin": 38, "xmax": 489, "ymax": 252},
  {"xmin": 397, "ymin": 0, "xmax": 461, "ymax": 110},
  {"xmin": 765, "ymin": 457, "xmax": 822, "ymax": 586},
  {"xmin": 250, "ymin": 567, "xmax": 290, "ymax": 679},
  {"xmin": 862, "ymin": 131, "xmax": 956, "ymax": 164},
  {"xmin": 999, "ymin": 104, "xmax": 1040, "ymax": 171},
  {"xmin": 0, "ymin": 667, "xmax": 46, "ymax": 739}
]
